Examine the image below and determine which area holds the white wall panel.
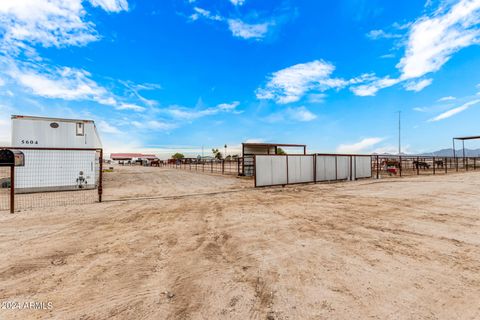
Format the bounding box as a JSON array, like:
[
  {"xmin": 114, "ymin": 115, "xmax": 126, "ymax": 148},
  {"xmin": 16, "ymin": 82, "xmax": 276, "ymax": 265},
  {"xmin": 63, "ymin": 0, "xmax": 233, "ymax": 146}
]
[
  {"xmin": 255, "ymin": 155, "xmax": 287, "ymax": 187},
  {"xmin": 287, "ymin": 155, "xmax": 314, "ymax": 184},
  {"xmin": 315, "ymin": 156, "xmax": 337, "ymax": 181},
  {"xmin": 336, "ymin": 156, "xmax": 351, "ymax": 180},
  {"xmin": 354, "ymin": 156, "xmax": 372, "ymax": 179}
]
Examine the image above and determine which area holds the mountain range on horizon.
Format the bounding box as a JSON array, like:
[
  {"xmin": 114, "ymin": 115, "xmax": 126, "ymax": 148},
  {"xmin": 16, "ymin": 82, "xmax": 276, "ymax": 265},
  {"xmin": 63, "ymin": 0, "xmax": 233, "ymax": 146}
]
[{"xmin": 373, "ymin": 148, "xmax": 480, "ymax": 157}]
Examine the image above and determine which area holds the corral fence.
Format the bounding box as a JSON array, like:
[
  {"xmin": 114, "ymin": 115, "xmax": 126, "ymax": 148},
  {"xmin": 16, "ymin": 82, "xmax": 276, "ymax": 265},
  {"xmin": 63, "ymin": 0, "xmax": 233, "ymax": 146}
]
[
  {"xmin": 254, "ymin": 154, "xmax": 480, "ymax": 187},
  {"xmin": 165, "ymin": 158, "xmax": 245, "ymax": 176},
  {"xmin": 373, "ymin": 155, "xmax": 480, "ymax": 178},
  {"xmin": 0, "ymin": 147, "xmax": 103, "ymax": 213},
  {"xmin": 254, "ymin": 154, "xmax": 372, "ymax": 187}
]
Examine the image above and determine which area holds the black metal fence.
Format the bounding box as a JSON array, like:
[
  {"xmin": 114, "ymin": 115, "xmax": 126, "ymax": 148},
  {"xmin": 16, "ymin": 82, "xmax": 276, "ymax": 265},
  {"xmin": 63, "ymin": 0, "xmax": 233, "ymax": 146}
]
[
  {"xmin": 372, "ymin": 155, "xmax": 480, "ymax": 178},
  {"xmin": 165, "ymin": 158, "xmax": 244, "ymax": 176},
  {"xmin": 0, "ymin": 147, "xmax": 103, "ymax": 213}
]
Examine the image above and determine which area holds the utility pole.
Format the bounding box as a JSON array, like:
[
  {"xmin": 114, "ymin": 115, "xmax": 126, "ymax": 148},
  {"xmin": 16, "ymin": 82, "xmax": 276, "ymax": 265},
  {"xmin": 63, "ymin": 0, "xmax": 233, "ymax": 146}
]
[
  {"xmin": 224, "ymin": 144, "xmax": 227, "ymax": 159},
  {"xmin": 398, "ymin": 111, "xmax": 401, "ymax": 155}
]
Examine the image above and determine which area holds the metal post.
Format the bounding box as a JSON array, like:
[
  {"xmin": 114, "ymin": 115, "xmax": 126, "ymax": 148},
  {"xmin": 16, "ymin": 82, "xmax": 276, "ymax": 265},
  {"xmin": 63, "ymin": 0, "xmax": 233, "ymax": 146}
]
[
  {"xmin": 10, "ymin": 165, "xmax": 14, "ymax": 214},
  {"xmin": 313, "ymin": 154, "xmax": 317, "ymax": 184},
  {"xmin": 433, "ymin": 156, "xmax": 435, "ymax": 175},
  {"xmin": 222, "ymin": 160, "xmax": 225, "ymax": 174},
  {"xmin": 98, "ymin": 149, "xmax": 103, "ymax": 203},
  {"xmin": 376, "ymin": 155, "xmax": 379, "ymax": 179},
  {"xmin": 253, "ymin": 155, "xmax": 257, "ymax": 187},
  {"xmin": 417, "ymin": 157, "xmax": 420, "ymax": 175},
  {"xmin": 399, "ymin": 156, "xmax": 402, "ymax": 177},
  {"xmin": 286, "ymin": 155, "xmax": 289, "ymax": 185},
  {"xmin": 445, "ymin": 157, "xmax": 447, "ymax": 174}
]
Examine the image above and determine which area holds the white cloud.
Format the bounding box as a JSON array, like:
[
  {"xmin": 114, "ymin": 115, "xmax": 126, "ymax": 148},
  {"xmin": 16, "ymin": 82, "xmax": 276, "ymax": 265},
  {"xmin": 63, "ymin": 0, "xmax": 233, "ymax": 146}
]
[
  {"xmin": 0, "ymin": 0, "xmax": 128, "ymax": 53},
  {"xmin": 367, "ymin": 29, "xmax": 402, "ymax": 40},
  {"xmin": 227, "ymin": 19, "xmax": 270, "ymax": 40},
  {"xmin": 266, "ymin": 106, "xmax": 317, "ymax": 123},
  {"xmin": 116, "ymin": 103, "xmax": 145, "ymax": 112},
  {"xmin": 350, "ymin": 76, "xmax": 401, "ymax": 96},
  {"xmin": 131, "ymin": 120, "xmax": 177, "ymax": 131},
  {"xmin": 428, "ymin": 99, "xmax": 480, "ymax": 122},
  {"xmin": 256, "ymin": 60, "xmax": 351, "ymax": 104},
  {"xmin": 10, "ymin": 64, "xmax": 111, "ymax": 102},
  {"xmin": 380, "ymin": 53, "xmax": 396, "ymax": 59},
  {"xmin": 308, "ymin": 93, "xmax": 326, "ymax": 103},
  {"xmin": 288, "ymin": 106, "xmax": 317, "ymax": 122},
  {"xmin": 162, "ymin": 101, "xmax": 240, "ymax": 120},
  {"xmin": 438, "ymin": 95, "xmax": 456, "ymax": 101},
  {"xmin": 404, "ymin": 78, "xmax": 433, "ymax": 92},
  {"xmin": 0, "ymin": 78, "xmax": 5, "ymax": 86},
  {"xmin": 190, "ymin": 7, "xmax": 223, "ymax": 21},
  {"xmin": 5, "ymin": 60, "xmax": 150, "ymax": 112},
  {"xmin": 337, "ymin": 137, "xmax": 385, "ymax": 154},
  {"xmin": 413, "ymin": 107, "xmax": 427, "ymax": 112},
  {"xmin": 89, "ymin": 0, "xmax": 129, "ymax": 12},
  {"xmin": 230, "ymin": 0, "xmax": 245, "ymax": 6},
  {"xmin": 97, "ymin": 120, "xmax": 121, "ymax": 134},
  {"xmin": 398, "ymin": 0, "xmax": 480, "ymax": 80}
]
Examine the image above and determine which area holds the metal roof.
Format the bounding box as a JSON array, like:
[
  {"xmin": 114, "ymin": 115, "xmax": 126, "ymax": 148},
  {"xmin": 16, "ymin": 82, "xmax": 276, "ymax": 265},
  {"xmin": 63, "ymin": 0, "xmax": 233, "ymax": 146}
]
[
  {"xmin": 242, "ymin": 142, "xmax": 306, "ymax": 147},
  {"xmin": 453, "ymin": 136, "xmax": 480, "ymax": 140},
  {"xmin": 110, "ymin": 153, "xmax": 158, "ymax": 159},
  {"xmin": 12, "ymin": 115, "xmax": 95, "ymax": 123}
]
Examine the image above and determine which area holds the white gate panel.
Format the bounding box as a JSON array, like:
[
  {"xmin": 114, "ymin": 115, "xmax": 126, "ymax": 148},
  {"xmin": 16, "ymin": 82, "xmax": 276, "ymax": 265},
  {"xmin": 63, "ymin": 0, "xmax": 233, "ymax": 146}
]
[
  {"xmin": 315, "ymin": 156, "xmax": 337, "ymax": 181},
  {"xmin": 288, "ymin": 155, "xmax": 314, "ymax": 184},
  {"xmin": 15, "ymin": 150, "xmax": 98, "ymax": 192},
  {"xmin": 255, "ymin": 155, "xmax": 287, "ymax": 187},
  {"xmin": 354, "ymin": 156, "xmax": 372, "ymax": 179},
  {"xmin": 336, "ymin": 156, "xmax": 351, "ymax": 180}
]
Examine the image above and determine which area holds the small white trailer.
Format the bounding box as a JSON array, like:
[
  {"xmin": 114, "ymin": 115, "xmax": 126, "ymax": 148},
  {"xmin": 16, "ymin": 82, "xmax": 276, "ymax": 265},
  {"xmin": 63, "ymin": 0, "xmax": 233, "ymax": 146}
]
[{"xmin": 11, "ymin": 115, "xmax": 102, "ymax": 193}]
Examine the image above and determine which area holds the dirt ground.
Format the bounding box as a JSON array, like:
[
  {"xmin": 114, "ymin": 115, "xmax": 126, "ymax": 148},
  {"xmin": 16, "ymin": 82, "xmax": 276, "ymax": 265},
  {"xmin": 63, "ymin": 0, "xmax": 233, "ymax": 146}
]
[{"xmin": 0, "ymin": 165, "xmax": 479, "ymax": 319}]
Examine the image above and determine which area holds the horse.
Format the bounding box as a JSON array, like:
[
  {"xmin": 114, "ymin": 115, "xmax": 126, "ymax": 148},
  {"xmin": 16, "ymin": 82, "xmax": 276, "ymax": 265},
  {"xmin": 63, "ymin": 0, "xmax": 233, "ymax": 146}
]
[
  {"xmin": 434, "ymin": 160, "xmax": 444, "ymax": 168},
  {"xmin": 413, "ymin": 160, "xmax": 430, "ymax": 169}
]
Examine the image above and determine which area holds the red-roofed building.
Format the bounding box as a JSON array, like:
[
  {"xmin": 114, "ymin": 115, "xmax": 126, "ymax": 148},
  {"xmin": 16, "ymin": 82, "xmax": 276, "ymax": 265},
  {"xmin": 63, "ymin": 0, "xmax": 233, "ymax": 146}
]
[{"xmin": 110, "ymin": 153, "xmax": 158, "ymax": 161}]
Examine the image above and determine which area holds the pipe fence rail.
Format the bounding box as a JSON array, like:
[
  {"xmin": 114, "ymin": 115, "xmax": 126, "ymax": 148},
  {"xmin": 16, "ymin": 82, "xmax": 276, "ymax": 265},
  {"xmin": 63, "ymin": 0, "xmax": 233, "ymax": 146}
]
[
  {"xmin": 164, "ymin": 158, "xmax": 244, "ymax": 176},
  {"xmin": 372, "ymin": 155, "xmax": 480, "ymax": 178},
  {"xmin": 0, "ymin": 147, "xmax": 103, "ymax": 213}
]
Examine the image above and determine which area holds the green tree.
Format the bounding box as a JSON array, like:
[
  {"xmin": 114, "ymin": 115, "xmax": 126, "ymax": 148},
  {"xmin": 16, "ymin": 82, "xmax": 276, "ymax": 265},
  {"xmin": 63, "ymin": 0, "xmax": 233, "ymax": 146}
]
[
  {"xmin": 276, "ymin": 147, "xmax": 286, "ymax": 155},
  {"xmin": 212, "ymin": 148, "xmax": 223, "ymax": 160},
  {"xmin": 172, "ymin": 153, "xmax": 185, "ymax": 159}
]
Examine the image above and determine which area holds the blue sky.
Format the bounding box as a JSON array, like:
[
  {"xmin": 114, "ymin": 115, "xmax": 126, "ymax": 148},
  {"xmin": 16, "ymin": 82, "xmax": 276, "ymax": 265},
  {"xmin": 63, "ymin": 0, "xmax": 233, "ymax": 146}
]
[{"xmin": 1, "ymin": 0, "xmax": 480, "ymax": 157}]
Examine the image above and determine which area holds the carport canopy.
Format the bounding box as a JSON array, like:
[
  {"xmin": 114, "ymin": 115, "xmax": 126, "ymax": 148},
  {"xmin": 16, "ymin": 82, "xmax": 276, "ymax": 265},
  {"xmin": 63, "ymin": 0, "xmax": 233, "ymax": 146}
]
[
  {"xmin": 452, "ymin": 136, "xmax": 480, "ymax": 157},
  {"xmin": 242, "ymin": 143, "xmax": 307, "ymax": 156}
]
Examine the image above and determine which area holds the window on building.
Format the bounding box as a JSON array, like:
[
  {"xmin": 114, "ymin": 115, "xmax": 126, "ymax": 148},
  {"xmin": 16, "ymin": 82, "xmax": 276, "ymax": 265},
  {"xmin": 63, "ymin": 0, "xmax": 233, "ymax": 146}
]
[{"xmin": 76, "ymin": 122, "xmax": 85, "ymax": 136}]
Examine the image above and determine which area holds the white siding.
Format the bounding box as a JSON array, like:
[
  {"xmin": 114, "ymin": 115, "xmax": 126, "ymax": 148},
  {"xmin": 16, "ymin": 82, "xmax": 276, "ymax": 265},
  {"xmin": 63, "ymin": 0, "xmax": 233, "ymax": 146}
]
[
  {"xmin": 315, "ymin": 156, "xmax": 337, "ymax": 181},
  {"xmin": 288, "ymin": 155, "xmax": 314, "ymax": 184},
  {"xmin": 336, "ymin": 156, "xmax": 351, "ymax": 180},
  {"xmin": 243, "ymin": 145, "xmax": 276, "ymax": 155},
  {"xmin": 255, "ymin": 155, "xmax": 287, "ymax": 187},
  {"xmin": 354, "ymin": 156, "xmax": 372, "ymax": 179},
  {"xmin": 12, "ymin": 118, "xmax": 102, "ymax": 148}
]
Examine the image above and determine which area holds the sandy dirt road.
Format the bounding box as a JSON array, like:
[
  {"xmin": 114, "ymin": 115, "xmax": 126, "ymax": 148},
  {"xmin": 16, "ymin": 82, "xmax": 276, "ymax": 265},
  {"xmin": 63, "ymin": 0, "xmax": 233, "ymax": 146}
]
[{"xmin": 0, "ymin": 166, "xmax": 479, "ymax": 319}]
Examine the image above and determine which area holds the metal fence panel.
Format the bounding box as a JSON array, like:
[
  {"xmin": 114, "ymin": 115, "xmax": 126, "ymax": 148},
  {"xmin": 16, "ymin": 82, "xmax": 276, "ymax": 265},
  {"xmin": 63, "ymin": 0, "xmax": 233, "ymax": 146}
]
[
  {"xmin": 16, "ymin": 150, "xmax": 98, "ymax": 192},
  {"xmin": 255, "ymin": 155, "xmax": 287, "ymax": 187},
  {"xmin": 0, "ymin": 147, "xmax": 102, "ymax": 212},
  {"xmin": 336, "ymin": 156, "xmax": 351, "ymax": 180},
  {"xmin": 315, "ymin": 155, "xmax": 336, "ymax": 181},
  {"xmin": 287, "ymin": 155, "xmax": 314, "ymax": 184},
  {"xmin": 354, "ymin": 156, "xmax": 372, "ymax": 179}
]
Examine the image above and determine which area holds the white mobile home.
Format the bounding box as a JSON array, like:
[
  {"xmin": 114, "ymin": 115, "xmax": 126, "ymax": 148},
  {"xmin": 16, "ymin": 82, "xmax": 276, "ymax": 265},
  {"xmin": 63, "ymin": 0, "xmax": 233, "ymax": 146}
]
[{"xmin": 11, "ymin": 115, "xmax": 102, "ymax": 193}]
